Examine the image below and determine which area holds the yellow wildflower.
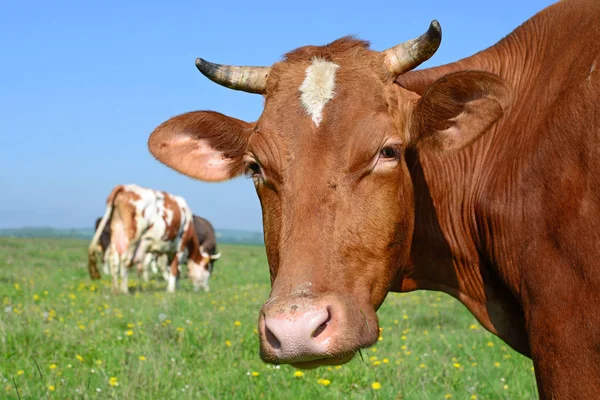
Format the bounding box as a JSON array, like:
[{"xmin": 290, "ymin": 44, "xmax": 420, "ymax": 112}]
[
  {"xmin": 487, "ymin": 341, "xmax": 494, "ymax": 347},
  {"xmin": 49, "ymin": 364, "xmax": 57, "ymax": 370},
  {"xmin": 317, "ymin": 378, "xmax": 331, "ymax": 386},
  {"xmin": 17, "ymin": 370, "xmax": 24, "ymax": 376},
  {"xmin": 125, "ymin": 330, "xmax": 134, "ymax": 336},
  {"xmin": 33, "ymin": 294, "xmax": 39, "ymax": 301},
  {"xmin": 453, "ymin": 363, "xmax": 461, "ymax": 369},
  {"xmin": 48, "ymin": 385, "xmax": 55, "ymax": 391},
  {"xmin": 383, "ymin": 358, "xmax": 389, "ymax": 364},
  {"xmin": 471, "ymin": 396, "xmax": 478, "ymax": 399},
  {"xmin": 234, "ymin": 321, "xmax": 242, "ymax": 327},
  {"xmin": 76, "ymin": 355, "xmax": 83, "ymax": 362},
  {"xmin": 371, "ymin": 382, "xmax": 382, "ymax": 390},
  {"xmin": 109, "ymin": 377, "xmax": 118, "ymax": 386},
  {"xmin": 139, "ymin": 356, "xmax": 146, "ymax": 361},
  {"xmin": 225, "ymin": 340, "xmax": 231, "ymax": 347},
  {"xmin": 445, "ymin": 395, "xmax": 452, "ymax": 399},
  {"xmin": 494, "ymin": 362, "xmax": 501, "ymax": 367},
  {"xmin": 251, "ymin": 371, "xmax": 260, "ymax": 377},
  {"xmin": 95, "ymin": 360, "xmax": 102, "ymax": 365},
  {"xmin": 294, "ymin": 371, "xmax": 304, "ymax": 377}
]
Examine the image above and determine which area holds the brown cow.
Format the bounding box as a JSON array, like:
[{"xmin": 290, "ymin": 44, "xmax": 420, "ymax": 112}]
[{"xmin": 148, "ymin": 0, "xmax": 600, "ymax": 397}]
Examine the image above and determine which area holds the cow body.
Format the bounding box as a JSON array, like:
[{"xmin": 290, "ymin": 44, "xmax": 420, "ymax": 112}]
[
  {"xmin": 93, "ymin": 216, "xmax": 167, "ymax": 280},
  {"xmin": 148, "ymin": 0, "xmax": 600, "ymax": 397},
  {"xmin": 88, "ymin": 184, "xmax": 211, "ymax": 293}
]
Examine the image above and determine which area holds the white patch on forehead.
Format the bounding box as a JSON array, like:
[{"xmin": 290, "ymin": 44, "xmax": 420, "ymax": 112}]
[{"xmin": 299, "ymin": 58, "xmax": 340, "ymax": 126}]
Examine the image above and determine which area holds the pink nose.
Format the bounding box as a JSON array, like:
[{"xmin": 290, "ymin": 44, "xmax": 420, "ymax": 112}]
[{"xmin": 262, "ymin": 306, "xmax": 332, "ymax": 362}]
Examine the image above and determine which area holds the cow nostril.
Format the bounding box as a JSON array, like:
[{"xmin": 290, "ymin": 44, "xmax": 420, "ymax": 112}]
[
  {"xmin": 265, "ymin": 325, "xmax": 281, "ymax": 350},
  {"xmin": 311, "ymin": 307, "xmax": 332, "ymax": 339}
]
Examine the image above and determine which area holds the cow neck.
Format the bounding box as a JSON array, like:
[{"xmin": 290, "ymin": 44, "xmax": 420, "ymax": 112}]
[{"xmin": 385, "ymin": 14, "xmax": 553, "ymax": 356}]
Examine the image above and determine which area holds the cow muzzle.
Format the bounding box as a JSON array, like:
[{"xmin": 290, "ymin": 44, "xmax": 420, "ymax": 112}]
[{"xmin": 258, "ymin": 292, "xmax": 379, "ymax": 369}]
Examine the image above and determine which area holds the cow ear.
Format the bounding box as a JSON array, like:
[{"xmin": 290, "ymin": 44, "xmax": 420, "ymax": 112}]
[
  {"xmin": 148, "ymin": 111, "xmax": 253, "ymax": 182},
  {"xmin": 410, "ymin": 71, "xmax": 509, "ymax": 152}
]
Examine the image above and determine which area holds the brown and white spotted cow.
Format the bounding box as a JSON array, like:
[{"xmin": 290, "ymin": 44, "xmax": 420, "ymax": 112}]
[
  {"xmin": 87, "ymin": 184, "xmax": 211, "ymax": 293},
  {"xmin": 148, "ymin": 0, "xmax": 600, "ymax": 397}
]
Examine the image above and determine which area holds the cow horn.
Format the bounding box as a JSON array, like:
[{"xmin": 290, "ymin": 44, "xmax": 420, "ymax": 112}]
[
  {"xmin": 195, "ymin": 58, "xmax": 270, "ymax": 94},
  {"xmin": 383, "ymin": 20, "xmax": 442, "ymax": 75},
  {"xmin": 199, "ymin": 245, "xmax": 210, "ymax": 259},
  {"xmin": 210, "ymin": 252, "xmax": 222, "ymax": 261}
]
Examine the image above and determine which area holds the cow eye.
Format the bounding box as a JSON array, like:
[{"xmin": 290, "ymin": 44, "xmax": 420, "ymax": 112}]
[
  {"xmin": 379, "ymin": 146, "xmax": 399, "ymax": 159},
  {"xmin": 245, "ymin": 161, "xmax": 263, "ymax": 180}
]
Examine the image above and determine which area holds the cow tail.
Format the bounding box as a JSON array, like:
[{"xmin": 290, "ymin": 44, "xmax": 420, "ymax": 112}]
[{"xmin": 87, "ymin": 185, "xmax": 124, "ymax": 279}]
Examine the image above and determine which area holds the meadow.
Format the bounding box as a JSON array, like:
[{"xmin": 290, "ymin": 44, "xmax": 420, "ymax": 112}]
[{"xmin": 0, "ymin": 237, "xmax": 537, "ymax": 399}]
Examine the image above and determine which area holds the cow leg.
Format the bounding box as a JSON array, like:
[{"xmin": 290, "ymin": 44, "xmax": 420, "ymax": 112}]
[
  {"xmin": 108, "ymin": 247, "xmax": 120, "ymax": 294},
  {"xmin": 527, "ymin": 305, "xmax": 600, "ymax": 398},
  {"xmin": 149, "ymin": 255, "xmax": 159, "ymax": 275},
  {"xmin": 158, "ymin": 254, "xmax": 170, "ymax": 281},
  {"xmin": 140, "ymin": 253, "xmax": 154, "ymax": 283},
  {"xmin": 102, "ymin": 251, "xmax": 110, "ymax": 275},
  {"xmin": 119, "ymin": 254, "xmax": 130, "ymax": 294},
  {"xmin": 523, "ymin": 256, "xmax": 600, "ymax": 398},
  {"xmin": 166, "ymin": 253, "xmax": 182, "ymax": 293}
]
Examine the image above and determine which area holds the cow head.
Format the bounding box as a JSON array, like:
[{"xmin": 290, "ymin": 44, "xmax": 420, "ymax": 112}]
[
  {"xmin": 200, "ymin": 245, "xmax": 221, "ymax": 274},
  {"xmin": 148, "ymin": 22, "xmax": 508, "ymax": 368}
]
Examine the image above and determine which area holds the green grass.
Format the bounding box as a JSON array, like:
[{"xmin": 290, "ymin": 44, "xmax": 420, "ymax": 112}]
[{"xmin": 0, "ymin": 237, "xmax": 537, "ymax": 399}]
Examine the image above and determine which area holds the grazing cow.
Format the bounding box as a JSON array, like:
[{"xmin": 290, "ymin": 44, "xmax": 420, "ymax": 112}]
[
  {"xmin": 87, "ymin": 184, "xmax": 211, "ymax": 293},
  {"xmin": 148, "ymin": 0, "xmax": 600, "ymax": 397},
  {"xmin": 149, "ymin": 216, "xmax": 222, "ymax": 283}
]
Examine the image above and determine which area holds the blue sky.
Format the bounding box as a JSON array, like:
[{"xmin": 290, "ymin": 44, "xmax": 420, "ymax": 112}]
[{"xmin": 0, "ymin": 0, "xmax": 556, "ymax": 231}]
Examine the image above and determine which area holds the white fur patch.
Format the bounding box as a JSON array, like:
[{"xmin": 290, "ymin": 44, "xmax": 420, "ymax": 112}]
[{"xmin": 299, "ymin": 58, "xmax": 340, "ymax": 126}]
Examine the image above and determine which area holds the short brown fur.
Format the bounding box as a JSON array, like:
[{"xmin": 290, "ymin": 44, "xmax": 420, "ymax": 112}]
[{"xmin": 148, "ymin": 0, "xmax": 600, "ymax": 396}]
